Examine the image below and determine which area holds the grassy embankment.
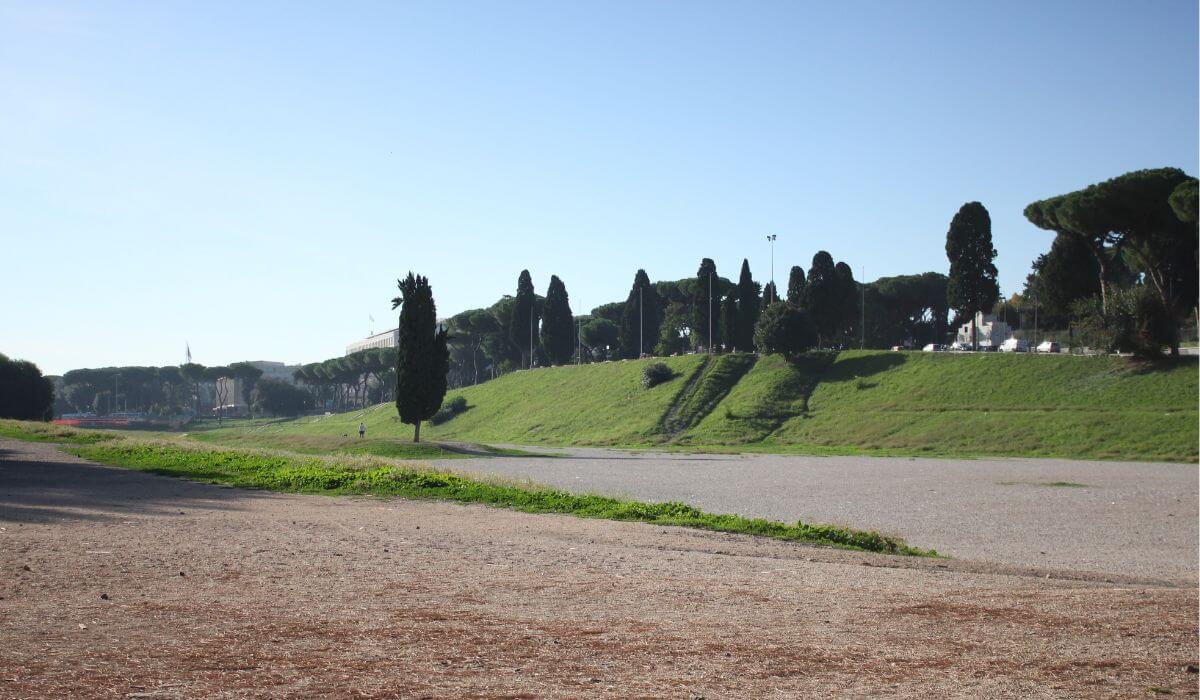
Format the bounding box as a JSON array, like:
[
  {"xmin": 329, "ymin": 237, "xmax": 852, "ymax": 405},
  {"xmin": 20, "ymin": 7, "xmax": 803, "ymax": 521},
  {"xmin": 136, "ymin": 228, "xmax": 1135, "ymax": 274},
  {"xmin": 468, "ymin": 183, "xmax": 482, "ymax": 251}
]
[
  {"xmin": 0, "ymin": 420, "xmax": 927, "ymax": 556},
  {"xmin": 243, "ymin": 351, "xmax": 1197, "ymax": 462}
]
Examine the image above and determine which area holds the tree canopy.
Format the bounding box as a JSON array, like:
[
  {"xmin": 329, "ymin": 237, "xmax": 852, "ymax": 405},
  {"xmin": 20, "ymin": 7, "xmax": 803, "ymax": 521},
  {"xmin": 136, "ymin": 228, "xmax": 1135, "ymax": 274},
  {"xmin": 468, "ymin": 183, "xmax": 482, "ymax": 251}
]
[{"xmin": 946, "ymin": 201, "xmax": 999, "ymax": 349}]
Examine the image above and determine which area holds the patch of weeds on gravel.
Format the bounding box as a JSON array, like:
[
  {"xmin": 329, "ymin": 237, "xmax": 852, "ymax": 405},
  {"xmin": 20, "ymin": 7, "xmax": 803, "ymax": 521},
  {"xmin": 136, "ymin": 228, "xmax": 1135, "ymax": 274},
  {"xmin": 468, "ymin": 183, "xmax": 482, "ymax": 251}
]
[
  {"xmin": 67, "ymin": 441, "xmax": 936, "ymax": 557},
  {"xmin": 0, "ymin": 419, "xmax": 116, "ymax": 444}
]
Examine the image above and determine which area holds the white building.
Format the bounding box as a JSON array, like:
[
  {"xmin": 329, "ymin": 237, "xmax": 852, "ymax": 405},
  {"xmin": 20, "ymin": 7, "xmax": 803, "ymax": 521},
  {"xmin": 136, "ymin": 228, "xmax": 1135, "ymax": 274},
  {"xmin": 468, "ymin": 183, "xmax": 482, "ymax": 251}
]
[
  {"xmin": 346, "ymin": 328, "xmax": 400, "ymax": 355},
  {"xmin": 956, "ymin": 312, "xmax": 1011, "ymax": 348}
]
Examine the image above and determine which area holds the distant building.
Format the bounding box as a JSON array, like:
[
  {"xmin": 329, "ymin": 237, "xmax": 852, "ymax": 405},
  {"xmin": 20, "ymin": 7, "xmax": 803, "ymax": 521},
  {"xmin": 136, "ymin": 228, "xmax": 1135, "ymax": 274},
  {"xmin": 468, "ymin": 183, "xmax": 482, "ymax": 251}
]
[
  {"xmin": 956, "ymin": 312, "xmax": 1011, "ymax": 348},
  {"xmin": 346, "ymin": 328, "xmax": 400, "ymax": 355}
]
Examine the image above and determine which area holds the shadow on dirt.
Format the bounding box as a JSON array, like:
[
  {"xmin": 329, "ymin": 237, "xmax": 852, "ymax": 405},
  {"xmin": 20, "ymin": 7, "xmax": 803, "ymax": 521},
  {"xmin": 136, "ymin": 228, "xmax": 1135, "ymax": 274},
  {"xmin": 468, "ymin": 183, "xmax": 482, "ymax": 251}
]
[{"xmin": 0, "ymin": 442, "xmax": 258, "ymax": 524}]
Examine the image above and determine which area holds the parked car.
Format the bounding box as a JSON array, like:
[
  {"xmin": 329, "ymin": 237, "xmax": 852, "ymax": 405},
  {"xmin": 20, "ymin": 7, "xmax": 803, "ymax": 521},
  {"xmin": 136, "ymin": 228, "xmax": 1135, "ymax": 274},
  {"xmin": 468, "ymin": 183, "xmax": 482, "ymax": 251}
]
[
  {"xmin": 999, "ymin": 338, "xmax": 1030, "ymax": 352},
  {"xmin": 1036, "ymin": 340, "xmax": 1061, "ymax": 353},
  {"xmin": 949, "ymin": 341, "xmax": 969, "ymax": 351},
  {"xmin": 922, "ymin": 343, "xmax": 943, "ymax": 352}
]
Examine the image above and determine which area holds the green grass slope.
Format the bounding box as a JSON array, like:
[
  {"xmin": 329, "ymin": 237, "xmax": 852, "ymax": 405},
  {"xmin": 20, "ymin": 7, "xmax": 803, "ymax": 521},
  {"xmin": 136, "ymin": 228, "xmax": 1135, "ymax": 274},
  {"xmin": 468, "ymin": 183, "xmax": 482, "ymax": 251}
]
[
  {"xmin": 172, "ymin": 350, "xmax": 1197, "ymax": 462},
  {"xmin": 760, "ymin": 351, "xmax": 1198, "ymax": 461},
  {"xmin": 220, "ymin": 355, "xmax": 709, "ymax": 447}
]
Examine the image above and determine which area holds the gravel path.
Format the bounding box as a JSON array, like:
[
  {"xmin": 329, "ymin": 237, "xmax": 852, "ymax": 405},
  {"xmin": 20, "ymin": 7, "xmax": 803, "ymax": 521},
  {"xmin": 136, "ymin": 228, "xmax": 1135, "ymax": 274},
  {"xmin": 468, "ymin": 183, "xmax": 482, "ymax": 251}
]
[
  {"xmin": 1, "ymin": 439, "xmax": 1196, "ymax": 697},
  {"xmin": 428, "ymin": 446, "xmax": 1199, "ymax": 582}
]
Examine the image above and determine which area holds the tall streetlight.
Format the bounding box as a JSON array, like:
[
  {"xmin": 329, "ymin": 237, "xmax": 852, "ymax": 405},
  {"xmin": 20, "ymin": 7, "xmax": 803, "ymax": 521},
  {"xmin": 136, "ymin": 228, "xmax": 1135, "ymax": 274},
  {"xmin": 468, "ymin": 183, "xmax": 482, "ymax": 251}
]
[{"xmin": 766, "ymin": 234, "xmax": 777, "ymax": 304}]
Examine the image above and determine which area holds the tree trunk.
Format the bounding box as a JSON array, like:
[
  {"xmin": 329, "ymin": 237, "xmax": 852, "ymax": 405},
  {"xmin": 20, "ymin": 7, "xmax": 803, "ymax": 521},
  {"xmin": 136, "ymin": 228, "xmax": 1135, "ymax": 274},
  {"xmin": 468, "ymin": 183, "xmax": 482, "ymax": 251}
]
[
  {"xmin": 971, "ymin": 315, "xmax": 978, "ymax": 351},
  {"xmin": 413, "ymin": 420, "xmax": 421, "ymax": 443}
]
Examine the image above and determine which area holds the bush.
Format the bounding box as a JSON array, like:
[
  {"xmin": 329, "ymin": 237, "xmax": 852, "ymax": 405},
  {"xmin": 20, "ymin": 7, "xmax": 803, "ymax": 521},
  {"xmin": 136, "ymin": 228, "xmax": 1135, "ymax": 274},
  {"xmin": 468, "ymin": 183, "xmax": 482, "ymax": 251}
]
[
  {"xmin": 1071, "ymin": 288, "xmax": 1177, "ymax": 358},
  {"xmin": 641, "ymin": 362, "xmax": 674, "ymax": 389},
  {"xmin": 753, "ymin": 303, "xmax": 818, "ymax": 357},
  {"xmin": 429, "ymin": 396, "xmax": 468, "ymax": 425}
]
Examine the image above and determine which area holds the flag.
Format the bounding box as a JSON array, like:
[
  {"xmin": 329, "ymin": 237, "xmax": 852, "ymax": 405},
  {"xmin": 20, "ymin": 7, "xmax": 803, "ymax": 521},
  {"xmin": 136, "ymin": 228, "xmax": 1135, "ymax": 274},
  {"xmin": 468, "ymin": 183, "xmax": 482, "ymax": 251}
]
[{"xmin": 186, "ymin": 343, "xmax": 192, "ymax": 364}]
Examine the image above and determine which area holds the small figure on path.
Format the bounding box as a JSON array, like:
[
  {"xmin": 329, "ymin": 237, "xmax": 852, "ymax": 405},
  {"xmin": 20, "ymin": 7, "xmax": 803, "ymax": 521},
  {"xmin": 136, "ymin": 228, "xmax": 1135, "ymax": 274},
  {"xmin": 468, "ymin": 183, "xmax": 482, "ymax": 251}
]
[{"xmin": 358, "ymin": 422, "xmax": 366, "ymax": 439}]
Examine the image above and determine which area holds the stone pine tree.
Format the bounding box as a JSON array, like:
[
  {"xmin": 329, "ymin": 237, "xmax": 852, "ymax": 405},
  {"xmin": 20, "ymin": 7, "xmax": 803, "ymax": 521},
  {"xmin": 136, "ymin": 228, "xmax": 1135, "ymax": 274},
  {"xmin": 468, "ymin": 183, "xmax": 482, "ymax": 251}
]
[
  {"xmin": 802, "ymin": 251, "xmax": 838, "ymax": 347},
  {"xmin": 786, "ymin": 265, "xmax": 806, "ymax": 305},
  {"xmin": 540, "ymin": 275, "xmax": 575, "ymax": 365},
  {"xmin": 620, "ymin": 269, "xmax": 663, "ymax": 358},
  {"xmin": 734, "ymin": 259, "xmax": 761, "ymax": 350},
  {"xmin": 945, "ymin": 202, "xmax": 1000, "ymax": 350},
  {"xmin": 692, "ymin": 258, "xmax": 720, "ymax": 352},
  {"xmin": 509, "ymin": 270, "xmax": 539, "ymax": 368},
  {"xmin": 391, "ymin": 272, "xmax": 449, "ymax": 443}
]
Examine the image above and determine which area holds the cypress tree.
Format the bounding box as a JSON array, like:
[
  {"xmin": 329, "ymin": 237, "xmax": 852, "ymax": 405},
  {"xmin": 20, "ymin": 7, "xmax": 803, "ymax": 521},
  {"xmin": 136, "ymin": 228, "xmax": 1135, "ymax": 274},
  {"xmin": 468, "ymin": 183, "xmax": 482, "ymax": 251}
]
[
  {"xmin": 803, "ymin": 251, "xmax": 838, "ymax": 347},
  {"xmin": 541, "ymin": 275, "xmax": 575, "ymax": 365},
  {"xmin": 945, "ymin": 202, "xmax": 1000, "ymax": 350},
  {"xmin": 391, "ymin": 272, "xmax": 449, "ymax": 443},
  {"xmin": 735, "ymin": 259, "xmax": 761, "ymax": 351},
  {"xmin": 509, "ymin": 270, "xmax": 539, "ymax": 368},
  {"xmin": 720, "ymin": 294, "xmax": 739, "ymax": 351},
  {"xmin": 834, "ymin": 262, "xmax": 858, "ymax": 347},
  {"xmin": 620, "ymin": 269, "xmax": 663, "ymax": 358},
  {"xmin": 786, "ymin": 265, "xmax": 806, "ymax": 305},
  {"xmin": 692, "ymin": 258, "xmax": 720, "ymax": 352},
  {"xmin": 762, "ymin": 282, "xmax": 779, "ymax": 308}
]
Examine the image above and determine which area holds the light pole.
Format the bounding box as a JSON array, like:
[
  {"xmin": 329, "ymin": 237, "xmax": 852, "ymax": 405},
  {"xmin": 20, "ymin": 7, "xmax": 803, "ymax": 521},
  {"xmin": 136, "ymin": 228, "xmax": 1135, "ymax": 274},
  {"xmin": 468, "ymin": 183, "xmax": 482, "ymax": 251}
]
[
  {"xmin": 639, "ymin": 285, "xmax": 644, "ymax": 358},
  {"xmin": 708, "ymin": 271, "xmax": 713, "ymax": 353},
  {"xmin": 860, "ymin": 266, "xmax": 865, "ymax": 350},
  {"xmin": 766, "ymin": 234, "xmax": 777, "ymax": 304}
]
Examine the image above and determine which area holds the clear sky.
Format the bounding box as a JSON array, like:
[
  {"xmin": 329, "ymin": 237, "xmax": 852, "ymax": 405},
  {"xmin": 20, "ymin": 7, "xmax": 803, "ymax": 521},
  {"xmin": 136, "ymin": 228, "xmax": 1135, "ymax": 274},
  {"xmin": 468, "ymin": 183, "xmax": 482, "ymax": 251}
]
[{"xmin": 2, "ymin": 1, "xmax": 1197, "ymax": 375}]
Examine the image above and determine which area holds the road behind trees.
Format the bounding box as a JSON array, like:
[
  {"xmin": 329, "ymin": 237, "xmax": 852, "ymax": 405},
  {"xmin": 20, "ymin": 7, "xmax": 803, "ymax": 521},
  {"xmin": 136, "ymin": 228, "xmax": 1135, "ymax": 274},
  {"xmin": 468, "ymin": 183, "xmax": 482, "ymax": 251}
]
[
  {"xmin": 432, "ymin": 445, "xmax": 1199, "ymax": 582},
  {"xmin": 1, "ymin": 439, "xmax": 1197, "ymax": 697}
]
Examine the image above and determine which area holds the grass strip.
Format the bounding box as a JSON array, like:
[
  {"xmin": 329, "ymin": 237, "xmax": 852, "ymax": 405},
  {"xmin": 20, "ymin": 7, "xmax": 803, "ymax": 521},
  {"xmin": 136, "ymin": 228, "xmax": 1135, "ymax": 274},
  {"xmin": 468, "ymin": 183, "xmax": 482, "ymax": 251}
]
[
  {"xmin": 66, "ymin": 440, "xmax": 935, "ymax": 557},
  {"xmin": 0, "ymin": 419, "xmax": 116, "ymax": 444}
]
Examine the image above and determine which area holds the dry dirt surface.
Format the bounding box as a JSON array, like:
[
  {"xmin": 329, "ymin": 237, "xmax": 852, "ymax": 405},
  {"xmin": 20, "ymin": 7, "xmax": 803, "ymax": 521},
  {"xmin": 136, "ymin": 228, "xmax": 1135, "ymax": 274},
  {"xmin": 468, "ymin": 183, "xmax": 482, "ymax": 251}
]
[{"xmin": 1, "ymin": 438, "xmax": 1197, "ymax": 698}]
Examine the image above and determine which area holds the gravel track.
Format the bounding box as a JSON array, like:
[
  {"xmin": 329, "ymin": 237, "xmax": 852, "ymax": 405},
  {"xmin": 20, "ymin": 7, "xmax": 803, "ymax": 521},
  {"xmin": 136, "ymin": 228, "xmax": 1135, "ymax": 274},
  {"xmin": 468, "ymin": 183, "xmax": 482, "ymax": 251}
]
[
  {"xmin": 1, "ymin": 439, "xmax": 1197, "ymax": 698},
  {"xmin": 428, "ymin": 445, "xmax": 1199, "ymax": 582}
]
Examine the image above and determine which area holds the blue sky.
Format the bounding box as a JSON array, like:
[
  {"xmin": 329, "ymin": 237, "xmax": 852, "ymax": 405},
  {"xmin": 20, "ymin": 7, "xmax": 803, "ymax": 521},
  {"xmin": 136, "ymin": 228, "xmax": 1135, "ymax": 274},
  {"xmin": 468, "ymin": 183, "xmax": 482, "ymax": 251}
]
[{"xmin": 2, "ymin": 1, "xmax": 1196, "ymax": 374}]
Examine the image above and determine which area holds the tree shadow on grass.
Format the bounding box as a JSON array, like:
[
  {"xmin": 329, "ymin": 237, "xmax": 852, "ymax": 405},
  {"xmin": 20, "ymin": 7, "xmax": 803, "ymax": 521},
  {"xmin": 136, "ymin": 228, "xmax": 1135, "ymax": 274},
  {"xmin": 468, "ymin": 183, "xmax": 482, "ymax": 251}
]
[{"xmin": 820, "ymin": 352, "xmax": 908, "ymax": 382}]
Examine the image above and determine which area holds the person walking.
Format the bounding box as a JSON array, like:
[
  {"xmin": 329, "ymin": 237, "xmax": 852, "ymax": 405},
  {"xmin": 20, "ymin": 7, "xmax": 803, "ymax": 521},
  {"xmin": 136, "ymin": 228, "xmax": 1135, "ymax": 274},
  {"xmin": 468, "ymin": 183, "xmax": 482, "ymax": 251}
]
[{"xmin": 358, "ymin": 422, "xmax": 366, "ymax": 439}]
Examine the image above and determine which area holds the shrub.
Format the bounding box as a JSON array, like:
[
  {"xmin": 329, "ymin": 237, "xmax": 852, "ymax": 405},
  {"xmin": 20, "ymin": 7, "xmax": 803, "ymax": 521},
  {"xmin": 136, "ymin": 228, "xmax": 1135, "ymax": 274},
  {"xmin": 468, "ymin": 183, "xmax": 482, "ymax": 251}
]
[
  {"xmin": 429, "ymin": 396, "xmax": 468, "ymax": 425},
  {"xmin": 1071, "ymin": 288, "xmax": 1177, "ymax": 358},
  {"xmin": 641, "ymin": 362, "xmax": 674, "ymax": 389}
]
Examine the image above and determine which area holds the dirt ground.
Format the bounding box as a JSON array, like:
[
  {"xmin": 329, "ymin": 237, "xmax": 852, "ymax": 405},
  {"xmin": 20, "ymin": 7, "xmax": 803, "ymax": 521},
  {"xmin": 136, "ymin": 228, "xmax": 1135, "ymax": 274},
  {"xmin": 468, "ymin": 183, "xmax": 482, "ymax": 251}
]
[{"xmin": 1, "ymin": 439, "xmax": 1197, "ymax": 698}]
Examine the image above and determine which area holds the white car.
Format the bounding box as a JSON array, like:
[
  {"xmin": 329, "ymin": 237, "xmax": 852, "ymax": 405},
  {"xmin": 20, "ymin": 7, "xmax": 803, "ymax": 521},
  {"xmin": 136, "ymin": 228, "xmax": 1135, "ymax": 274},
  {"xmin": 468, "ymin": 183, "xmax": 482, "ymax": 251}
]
[
  {"xmin": 999, "ymin": 338, "xmax": 1029, "ymax": 353},
  {"xmin": 922, "ymin": 343, "xmax": 943, "ymax": 352},
  {"xmin": 1036, "ymin": 341, "xmax": 1061, "ymax": 353}
]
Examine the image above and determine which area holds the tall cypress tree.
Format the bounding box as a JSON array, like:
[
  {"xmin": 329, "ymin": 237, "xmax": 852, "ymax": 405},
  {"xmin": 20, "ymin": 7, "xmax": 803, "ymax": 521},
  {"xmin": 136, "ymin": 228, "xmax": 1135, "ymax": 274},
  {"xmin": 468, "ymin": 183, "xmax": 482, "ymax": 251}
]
[
  {"xmin": 692, "ymin": 258, "xmax": 720, "ymax": 351},
  {"xmin": 946, "ymin": 202, "xmax": 1000, "ymax": 350},
  {"xmin": 391, "ymin": 272, "xmax": 449, "ymax": 443},
  {"xmin": 720, "ymin": 294, "xmax": 739, "ymax": 351},
  {"xmin": 803, "ymin": 251, "xmax": 838, "ymax": 347},
  {"xmin": 762, "ymin": 282, "xmax": 779, "ymax": 308},
  {"xmin": 509, "ymin": 270, "xmax": 539, "ymax": 368},
  {"xmin": 834, "ymin": 262, "xmax": 858, "ymax": 347},
  {"xmin": 541, "ymin": 275, "xmax": 575, "ymax": 365},
  {"xmin": 786, "ymin": 265, "xmax": 806, "ymax": 305},
  {"xmin": 734, "ymin": 259, "xmax": 761, "ymax": 350},
  {"xmin": 620, "ymin": 269, "xmax": 663, "ymax": 358}
]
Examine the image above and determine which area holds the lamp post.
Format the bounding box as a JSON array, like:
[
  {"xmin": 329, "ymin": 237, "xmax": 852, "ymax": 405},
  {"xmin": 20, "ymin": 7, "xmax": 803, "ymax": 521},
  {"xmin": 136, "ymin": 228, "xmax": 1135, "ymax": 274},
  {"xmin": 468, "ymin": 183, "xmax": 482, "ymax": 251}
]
[
  {"xmin": 766, "ymin": 234, "xmax": 777, "ymax": 304},
  {"xmin": 639, "ymin": 285, "xmax": 644, "ymax": 358}
]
